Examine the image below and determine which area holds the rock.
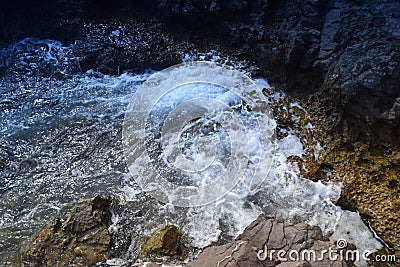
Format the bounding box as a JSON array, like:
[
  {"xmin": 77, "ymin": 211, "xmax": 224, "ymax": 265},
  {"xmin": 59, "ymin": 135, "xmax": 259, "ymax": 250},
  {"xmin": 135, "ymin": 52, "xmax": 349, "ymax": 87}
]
[
  {"xmin": 1, "ymin": 0, "xmax": 399, "ymax": 254},
  {"xmin": 143, "ymin": 263, "xmax": 161, "ymax": 267},
  {"xmin": 188, "ymin": 240, "xmax": 266, "ymax": 267},
  {"xmin": 267, "ymin": 220, "xmax": 286, "ymax": 249},
  {"xmin": 236, "ymin": 215, "xmax": 274, "ymax": 250},
  {"xmin": 133, "ymin": 262, "xmax": 186, "ymax": 267},
  {"xmin": 235, "ymin": 214, "xmax": 354, "ymax": 267},
  {"xmin": 316, "ymin": 0, "xmax": 400, "ymax": 146},
  {"xmin": 70, "ymin": 18, "xmax": 187, "ymax": 75},
  {"xmin": 21, "ymin": 195, "xmax": 112, "ymax": 266},
  {"xmin": 139, "ymin": 225, "xmax": 187, "ymax": 260}
]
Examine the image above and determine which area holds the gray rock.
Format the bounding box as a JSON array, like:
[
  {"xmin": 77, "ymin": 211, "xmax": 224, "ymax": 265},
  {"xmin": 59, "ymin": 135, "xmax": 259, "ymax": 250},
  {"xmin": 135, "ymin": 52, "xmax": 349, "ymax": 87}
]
[
  {"xmin": 234, "ymin": 214, "xmax": 354, "ymax": 267},
  {"xmin": 188, "ymin": 241, "xmax": 267, "ymax": 267},
  {"xmin": 236, "ymin": 215, "xmax": 273, "ymax": 250},
  {"xmin": 315, "ymin": 0, "xmax": 400, "ymax": 145},
  {"xmin": 267, "ymin": 220, "xmax": 286, "ymax": 249}
]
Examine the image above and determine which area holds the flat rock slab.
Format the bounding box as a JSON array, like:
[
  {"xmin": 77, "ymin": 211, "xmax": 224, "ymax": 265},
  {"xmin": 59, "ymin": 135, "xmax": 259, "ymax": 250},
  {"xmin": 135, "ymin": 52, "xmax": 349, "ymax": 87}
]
[
  {"xmin": 188, "ymin": 240, "xmax": 267, "ymax": 267},
  {"xmin": 187, "ymin": 214, "xmax": 355, "ymax": 267}
]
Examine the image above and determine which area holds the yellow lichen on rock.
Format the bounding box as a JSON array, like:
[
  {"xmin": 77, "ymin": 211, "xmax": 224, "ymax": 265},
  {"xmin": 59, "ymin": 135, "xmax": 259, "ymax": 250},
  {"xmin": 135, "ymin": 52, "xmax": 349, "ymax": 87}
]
[
  {"xmin": 20, "ymin": 195, "xmax": 112, "ymax": 267},
  {"xmin": 139, "ymin": 225, "xmax": 187, "ymax": 260}
]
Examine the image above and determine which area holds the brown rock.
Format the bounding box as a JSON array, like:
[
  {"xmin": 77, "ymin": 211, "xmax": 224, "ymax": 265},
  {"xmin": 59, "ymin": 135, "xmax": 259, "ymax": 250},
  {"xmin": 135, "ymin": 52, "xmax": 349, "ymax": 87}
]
[
  {"xmin": 188, "ymin": 241, "xmax": 266, "ymax": 267},
  {"xmin": 267, "ymin": 221, "xmax": 286, "ymax": 249},
  {"xmin": 237, "ymin": 214, "xmax": 273, "ymax": 250},
  {"xmin": 233, "ymin": 214, "xmax": 355, "ymax": 267},
  {"xmin": 309, "ymin": 226, "xmax": 323, "ymax": 241},
  {"xmin": 21, "ymin": 195, "xmax": 112, "ymax": 267},
  {"xmin": 139, "ymin": 225, "xmax": 187, "ymax": 260},
  {"xmin": 139, "ymin": 263, "xmax": 162, "ymax": 267}
]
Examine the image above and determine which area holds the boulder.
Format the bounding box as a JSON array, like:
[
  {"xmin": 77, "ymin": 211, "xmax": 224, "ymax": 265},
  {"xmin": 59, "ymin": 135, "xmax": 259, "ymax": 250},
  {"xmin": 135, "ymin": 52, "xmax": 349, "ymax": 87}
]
[
  {"xmin": 139, "ymin": 225, "xmax": 187, "ymax": 260},
  {"xmin": 21, "ymin": 195, "xmax": 112, "ymax": 266},
  {"xmin": 188, "ymin": 214, "xmax": 355, "ymax": 267},
  {"xmin": 188, "ymin": 240, "xmax": 267, "ymax": 267},
  {"xmin": 236, "ymin": 215, "xmax": 355, "ymax": 267}
]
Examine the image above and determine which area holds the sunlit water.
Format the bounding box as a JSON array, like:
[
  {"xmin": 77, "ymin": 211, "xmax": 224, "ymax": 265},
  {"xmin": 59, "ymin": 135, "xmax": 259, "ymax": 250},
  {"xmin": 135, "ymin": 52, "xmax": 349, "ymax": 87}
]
[{"xmin": 0, "ymin": 38, "xmax": 382, "ymax": 266}]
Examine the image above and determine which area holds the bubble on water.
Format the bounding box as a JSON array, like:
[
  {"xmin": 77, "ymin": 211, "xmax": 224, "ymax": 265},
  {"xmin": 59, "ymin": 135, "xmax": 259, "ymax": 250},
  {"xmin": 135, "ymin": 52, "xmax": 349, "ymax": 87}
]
[
  {"xmin": 0, "ymin": 39, "xmax": 384, "ymax": 264},
  {"xmin": 122, "ymin": 61, "xmax": 276, "ymax": 207}
]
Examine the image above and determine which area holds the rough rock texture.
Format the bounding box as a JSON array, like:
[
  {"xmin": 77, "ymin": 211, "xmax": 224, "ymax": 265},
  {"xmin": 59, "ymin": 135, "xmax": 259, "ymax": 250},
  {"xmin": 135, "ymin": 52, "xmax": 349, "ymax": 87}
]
[
  {"xmin": 238, "ymin": 215, "xmax": 355, "ymax": 267},
  {"xmin": 266, "ymin": 77, "xmax": 400, "ymax": 251},
  {"xmin": 21, "ymin": 195, "xmax": 112, "ymax": 266},
  {"xmin": 156, "ymin": 0, "xmax": 400, "ymax": 250},
  {"xmin": 188, "ymin": 241, "xmax": 267, "ymax": 267},
  {"xmin": 71, "ymin": 18, "xmax": 191, "ymax": 74},
  {"xmin": 132, "ymin": 262, "xmax": 185, "ymax": 267},
  {"xmin": 1, "ymin": 0, "xmax": 399, "ymax": 254},
  {"xmin": 134, "ymin": 263, "xmax": 162, "ymax": 267},
  {"xmin": 317, "ymin": 1, "xmax": 400, "ymax": 146},
  {"xmin": 188, "ymin": 214, "xmax": 355, "ymax": 267},
  {"xmin": 139, "ymin": 225, "xmax": 187, "ymax": 260},
  {"xmin": 2, "ymin": 0, "xmax": 398, "ymax": 138},
  {"xmin": 155, "ymin": 0, "xmax": 400, "ymax": 145}
]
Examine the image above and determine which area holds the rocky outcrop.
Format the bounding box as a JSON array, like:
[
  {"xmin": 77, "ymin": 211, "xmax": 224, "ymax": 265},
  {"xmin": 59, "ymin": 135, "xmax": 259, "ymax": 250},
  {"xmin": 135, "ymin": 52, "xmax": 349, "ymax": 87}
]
[
  {"xmin": 2, "ymin": 0, "xmax": 399, "ymax": 142},
  {"xmin": 188, "ymin": 214, "xmax": 355, "ymax": 267},
  {"xmin": 146, "ymin": 0, "xmax": 400, "ymax": 147},
  {"xmin": 315, "ymin": 1, "xmax": 400, "ymax": 146},
  {"xmin": 1, "ymin": 0, "xmax": 399, "ymax": 255},
  {"xmin": 21, "ymin": 195, "xmax": 112, "ymax": 266},
  {"xmin": 139, "ymin": 225, "xmax": 187, "ymax": 260},
  {"xmin": 188, "ymin": 241, "xmax": 267, "ymax": 267},
  {"xmin": 70, "ymin": 19, "xmax": 188, "ymax": 74}
]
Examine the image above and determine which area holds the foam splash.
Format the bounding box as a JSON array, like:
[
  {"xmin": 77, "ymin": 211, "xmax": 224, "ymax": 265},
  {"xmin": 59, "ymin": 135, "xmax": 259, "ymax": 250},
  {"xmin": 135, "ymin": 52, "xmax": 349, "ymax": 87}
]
[
  {"xmin": 0, "ymin": 37, "xmax": 79, "ymax": 77},
  {"xmin": 0, "ymin": 38, "xmax": 383, "ymax": 266},
  {"xmin": 118, "ymin": 74, "xmax": 381, "ymax": 264}
]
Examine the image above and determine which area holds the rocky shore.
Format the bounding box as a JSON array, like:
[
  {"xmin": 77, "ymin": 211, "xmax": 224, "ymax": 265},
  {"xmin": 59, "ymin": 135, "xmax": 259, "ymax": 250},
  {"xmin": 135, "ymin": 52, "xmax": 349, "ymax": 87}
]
[
  {"xmin": 1, "ymin": 0, "xmax": 399, "ymax": 265},
  {"xmin": 19, "ymin": 196, "xmax": 357, "ymax": 267},
  {"xmin": 18, "ymin": 196, "xmax": 113, "ymax": 266}
]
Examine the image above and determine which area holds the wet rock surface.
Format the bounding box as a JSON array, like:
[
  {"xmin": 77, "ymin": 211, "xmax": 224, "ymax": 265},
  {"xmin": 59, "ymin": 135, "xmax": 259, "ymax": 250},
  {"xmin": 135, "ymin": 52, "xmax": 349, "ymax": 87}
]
[
  {"xmin": 188, "ymin": 214, "xmax": 355, "ymax": 267},
  {"xmin": 139, "ymin": 225, "xmax": 187, "ymax": 260},
  {"xmin": 148, "ymin": 0, "xmax": 400, "ymax": 133},
  {"xmin": 20, "ymin": 195, "xmax": 112, "ymax": 266},
  {"xmin": 1, "ymin": 0, "xmax": 399, "ymax": 261},
  {"xmin": 2, "ymin": 0, "xmax": 399, "ymax": 138},
  {"xmin": 188, "ymin": 240, "xmax": 267, "ymax": 267}
]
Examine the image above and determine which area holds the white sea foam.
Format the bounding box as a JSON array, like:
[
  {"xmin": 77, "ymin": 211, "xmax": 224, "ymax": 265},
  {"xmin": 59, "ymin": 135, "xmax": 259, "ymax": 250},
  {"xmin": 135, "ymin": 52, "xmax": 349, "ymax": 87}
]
[
  {"xmin": 118, "ymin": 77, "xmax": 382, "ymax": 262},
  {"xmin": 0, "ymin": 38, "xmax": 383, "ymax": 266}
]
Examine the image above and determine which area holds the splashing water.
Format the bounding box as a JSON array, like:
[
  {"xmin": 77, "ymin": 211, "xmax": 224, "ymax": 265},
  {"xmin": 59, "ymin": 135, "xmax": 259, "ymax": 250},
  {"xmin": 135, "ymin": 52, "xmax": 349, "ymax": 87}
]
[{"xmin": 0, "ymin": 39, "xmax": 382, "ymax": 266}]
